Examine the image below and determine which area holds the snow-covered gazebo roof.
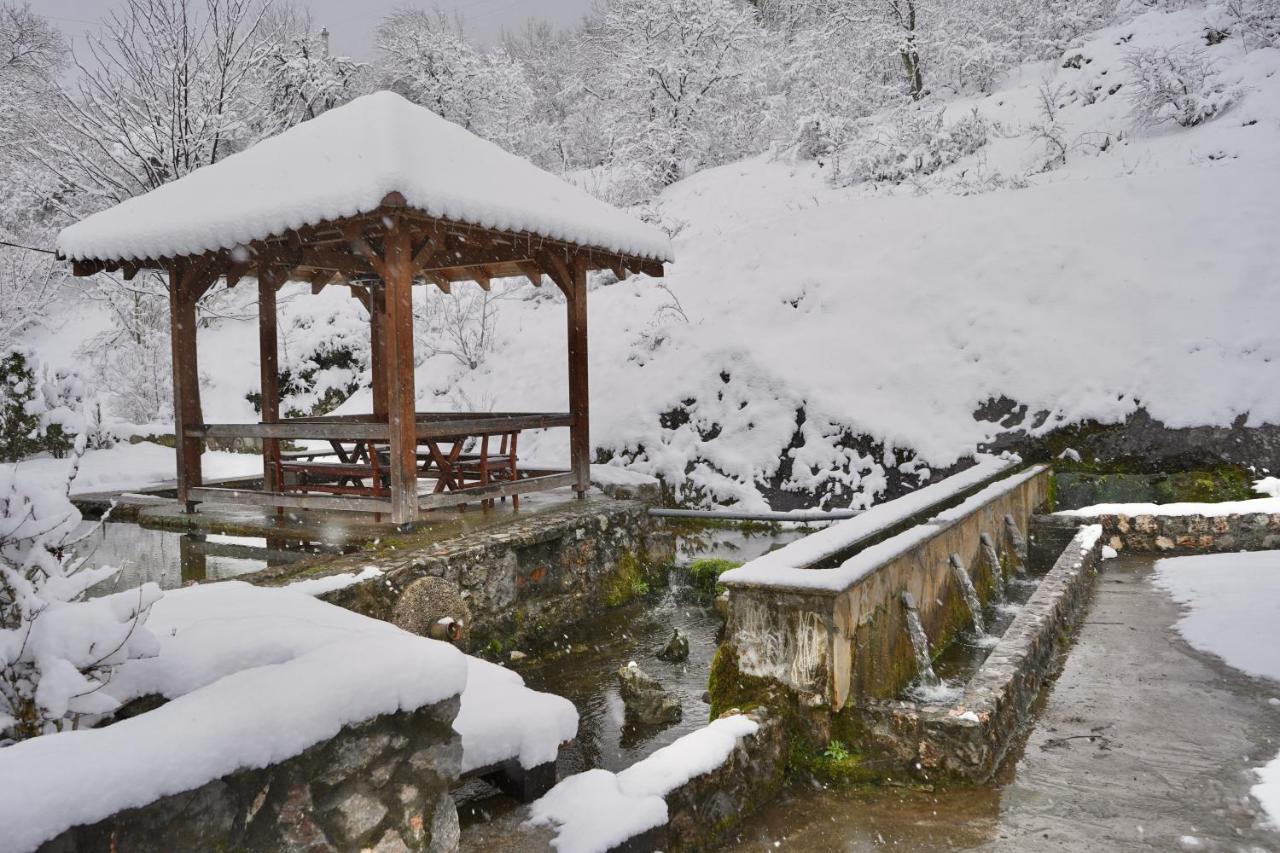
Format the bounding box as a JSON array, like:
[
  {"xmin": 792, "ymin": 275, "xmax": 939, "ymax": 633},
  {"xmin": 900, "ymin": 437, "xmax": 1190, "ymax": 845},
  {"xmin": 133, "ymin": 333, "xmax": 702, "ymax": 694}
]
[
  {"xmin": 55, "ymin": 91, "xmax": 668, "ymax": 526},
  {"xmin": 56, "ymin": 90, "xmax": 672, "ymax": 268}
]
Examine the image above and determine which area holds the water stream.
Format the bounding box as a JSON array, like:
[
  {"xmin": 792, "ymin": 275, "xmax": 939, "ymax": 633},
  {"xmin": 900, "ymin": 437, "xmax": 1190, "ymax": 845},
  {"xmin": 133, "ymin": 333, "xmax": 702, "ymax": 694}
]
[
  {"xmin": 949, "ymin": 553, "xmax": 987, "ymax": 639},
  {"xmin": 457, "ymin": 522, "xmax": 810, "ymax": 825},
  {"xmin": 899, "ymin": 591, "xmax": 941, "ymax": 688},
  {"xmin": 980, "ymin": 532, "xmax": 1007, "ymax": 606},
  {"xmin": 1004, "ymin": 514, "xmax": 1028, "ymax": 575}
]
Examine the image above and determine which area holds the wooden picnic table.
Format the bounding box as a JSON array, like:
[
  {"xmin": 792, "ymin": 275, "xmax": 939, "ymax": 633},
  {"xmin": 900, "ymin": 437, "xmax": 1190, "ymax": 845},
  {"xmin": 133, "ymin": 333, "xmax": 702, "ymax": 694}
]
[{"xmin": 256, "ymin": 412, "xmax": 572, "ymax": 511}]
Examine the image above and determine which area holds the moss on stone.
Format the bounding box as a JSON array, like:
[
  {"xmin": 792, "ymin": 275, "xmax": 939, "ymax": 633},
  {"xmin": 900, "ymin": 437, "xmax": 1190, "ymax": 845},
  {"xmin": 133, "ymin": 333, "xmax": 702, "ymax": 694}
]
[
  {"xmin": 1152, "ymin": 467, "xmax": 1254, "ymax": 503},
  {"xmin": 790, "ymin": 738, "xmax": 880, "ymax": 786},
  {"xmin": 603, "ymin": 551, "xmax": 650, "ymax": 607},
  {"xmin": 707, "ymin": 644, "xmax": 780, "ymax": 720},
  {"xmin": 686, "ymin": 557, "xmax": 742, "ymax": 597}
]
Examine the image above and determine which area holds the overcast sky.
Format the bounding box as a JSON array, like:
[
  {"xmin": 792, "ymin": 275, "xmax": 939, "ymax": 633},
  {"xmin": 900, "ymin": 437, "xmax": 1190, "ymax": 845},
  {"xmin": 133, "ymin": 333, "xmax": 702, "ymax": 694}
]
[{"xmin": 29, "ymin": 0, "xmax": 596, "ymax": 58}]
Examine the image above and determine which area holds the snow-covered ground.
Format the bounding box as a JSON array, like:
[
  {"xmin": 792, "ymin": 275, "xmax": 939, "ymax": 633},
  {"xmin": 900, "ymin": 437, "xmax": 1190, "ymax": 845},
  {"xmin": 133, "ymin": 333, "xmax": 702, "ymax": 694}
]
[
  {"xmin": 0, "ymin": 442, "xmax": 262, "ymax": 496},
  {"xmin": 527, "ymin": 713, "xmax": 760, "ymax": 853},
  {"xmin": 20, "ymin": 3, "xmax": 1280, "ymax": 511},
  {"xmin": 0, "ymin": 580, "xmax": 578, "ymax": 852},
  {"xmin": 1153, "ymin": 551, "xmax": 1280, "ymax": 829}
]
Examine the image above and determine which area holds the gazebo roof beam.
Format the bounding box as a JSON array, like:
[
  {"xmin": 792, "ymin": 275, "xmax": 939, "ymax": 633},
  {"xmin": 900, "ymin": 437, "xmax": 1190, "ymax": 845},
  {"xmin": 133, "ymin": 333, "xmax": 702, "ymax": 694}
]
[{"xmin": 64, "ymin": 204, "xmax": 664, "ymax": 284}]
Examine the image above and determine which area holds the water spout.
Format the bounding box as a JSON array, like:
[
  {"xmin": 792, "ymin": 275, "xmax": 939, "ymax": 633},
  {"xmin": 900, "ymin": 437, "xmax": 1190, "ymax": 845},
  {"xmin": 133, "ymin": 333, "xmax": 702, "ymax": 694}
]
[
  {"xmin": 900, "ymin": 592, "xmax": 940, "ymax": 687},
  {"xmin": 980, "ymin": 532, "xmax": 1006, "ymax": 606},
  {"xmin": 949, "ymin": 554, "xmax": 987, "ymax": 639},
  {"xmin": 1004, "ymin": 515, "xmax": 1028, "ymax": 575}
]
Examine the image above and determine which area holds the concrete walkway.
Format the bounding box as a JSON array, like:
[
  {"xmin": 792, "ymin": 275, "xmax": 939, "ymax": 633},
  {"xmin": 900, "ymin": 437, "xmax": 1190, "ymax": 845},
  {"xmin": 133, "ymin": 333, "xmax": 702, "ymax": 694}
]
[{"xmin": 727, "ymin": 554, "xmax": 1280, "ymax": 851}]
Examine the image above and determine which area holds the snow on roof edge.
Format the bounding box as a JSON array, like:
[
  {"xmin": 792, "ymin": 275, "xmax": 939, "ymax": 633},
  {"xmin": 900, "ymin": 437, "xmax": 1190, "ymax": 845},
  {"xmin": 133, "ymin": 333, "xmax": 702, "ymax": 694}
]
[{"xmin": 56, "ymin": 91, "xmax": 673, "ymax": 266}]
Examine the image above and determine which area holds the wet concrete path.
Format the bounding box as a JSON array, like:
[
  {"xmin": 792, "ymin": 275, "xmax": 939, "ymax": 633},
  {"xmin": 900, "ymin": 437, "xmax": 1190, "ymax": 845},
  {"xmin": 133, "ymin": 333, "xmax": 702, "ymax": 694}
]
[{"xmin": 727, "ymin": 555, "xmax": 1280, "ymax": 852}]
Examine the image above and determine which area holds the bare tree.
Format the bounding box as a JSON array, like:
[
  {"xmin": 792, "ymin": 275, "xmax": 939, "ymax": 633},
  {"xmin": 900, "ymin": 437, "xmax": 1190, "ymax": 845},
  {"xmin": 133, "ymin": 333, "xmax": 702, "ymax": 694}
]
[{"xmin": 27, "ymin": 0, "xmax": 275, "ymax": 213}]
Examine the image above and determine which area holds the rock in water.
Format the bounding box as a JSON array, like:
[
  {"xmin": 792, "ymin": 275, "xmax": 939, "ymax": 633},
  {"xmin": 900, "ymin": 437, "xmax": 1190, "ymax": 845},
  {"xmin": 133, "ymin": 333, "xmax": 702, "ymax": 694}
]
[
  {"xmin": 616, "ymin": 661, "xmax": 682, "ymax": 725},
  {"xmin": 656, "ymin": 628, "xmax": 690, "ymax": 663}
]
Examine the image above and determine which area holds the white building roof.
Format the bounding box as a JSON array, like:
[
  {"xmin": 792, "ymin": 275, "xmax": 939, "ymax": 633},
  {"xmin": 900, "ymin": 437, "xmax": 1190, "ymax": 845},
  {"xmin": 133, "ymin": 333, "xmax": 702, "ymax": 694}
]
[{"xmin": 57, "ymin": 91, "xmax": 673, "ymax": 264}]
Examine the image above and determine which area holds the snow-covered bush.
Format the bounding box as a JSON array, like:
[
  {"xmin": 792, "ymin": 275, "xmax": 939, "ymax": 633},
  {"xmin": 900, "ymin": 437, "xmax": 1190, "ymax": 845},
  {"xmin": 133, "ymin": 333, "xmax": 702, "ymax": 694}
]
[
  {"xmin": 840, "ymin": 105, "xmax": 991, "ymax": 185},
  {"xmin": 1124, "ymin": 45, "xmax": 1239, "ymax": 127},
  {"xmin": 247, "ymin": 292, "xmax": 369, "ymax": 418},
  {"xmin": 0, "ymin": 348, "xmax": 95, "ymax": 462},
  {"xmin": 0, "ymin": 249, "xmax": 63, "ymax": 342},
  {"xmin": 1226, "ymin": 0, "xmax": 1280, "ymax": 48},
  {"xmin": 1, "ymin": 442, "xmax": 160, "ymax": 743}
]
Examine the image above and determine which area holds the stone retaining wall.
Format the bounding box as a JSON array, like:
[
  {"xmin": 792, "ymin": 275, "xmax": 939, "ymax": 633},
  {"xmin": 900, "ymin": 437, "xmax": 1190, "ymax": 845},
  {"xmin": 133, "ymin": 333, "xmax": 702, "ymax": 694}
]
[
  {"xmin": 43, "ymin": 699, "xmax": 462, "ymax": 853},
  {"xmin": 856, "ymin": 526, "xmax": 1102, "ymax": 782},
  {"xmin": 1049, "ymin": 509, "xmax": 1280, "ymax": 554},
  {"xmin": 247, "ymin": 497, "xmax": 675, "ymax": 653},
  {"xmin": 660, "ymin": 711, "xmax": 786, "ymax": 851}
]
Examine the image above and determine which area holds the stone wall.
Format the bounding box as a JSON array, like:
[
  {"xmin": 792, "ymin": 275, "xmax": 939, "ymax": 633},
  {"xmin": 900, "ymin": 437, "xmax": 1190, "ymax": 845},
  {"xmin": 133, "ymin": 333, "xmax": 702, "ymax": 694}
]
[
  {"xmin": 660, "ymin": 711, "xmax": 786, "ymax": 851},
  {"xmin": 719, "ymin": 468, "xmax": 1050, "ymax": 710},
  {"xmin": 250, "ymin": 497, "xmax": 674, "ymax": 653},
  {"xmin": 43, "ymin": 699, "xmax": 462, "ymax": 853},
  {"xmin": 1046, "ymin": 509, "xmax": 1280, "ymax": 554},
  {"xmin": 855, "ymin": 526, "xmax": 1102, "ymax": 782}
]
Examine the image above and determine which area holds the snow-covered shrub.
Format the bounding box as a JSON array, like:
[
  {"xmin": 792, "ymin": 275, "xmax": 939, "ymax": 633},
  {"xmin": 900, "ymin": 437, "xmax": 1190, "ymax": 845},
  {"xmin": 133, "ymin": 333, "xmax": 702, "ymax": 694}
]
[
  {"xmin": 1226, "ymin": 0, "xmax": 1280, "ymax": 48},
  {"xmin": 0, "ymin": 348, "xmax": 94, "ymax": 462},
  {"xmin": 1, "ymin": 442, "xmax": 160, "ymax": 742},
  {"xmin": 248, "ymin": 292, "xmax": 369, "ymax": 418},
  {"xmin": 0, "ymin": 249, "xmax": 63, "ymax": 342},
  {"xmin": 1124, "ymin": 46, "xmax": 1239, "ymax": 127},
  {"xmin": 840, "ymin": 105, "xmax": 991, "ymax": 185}
]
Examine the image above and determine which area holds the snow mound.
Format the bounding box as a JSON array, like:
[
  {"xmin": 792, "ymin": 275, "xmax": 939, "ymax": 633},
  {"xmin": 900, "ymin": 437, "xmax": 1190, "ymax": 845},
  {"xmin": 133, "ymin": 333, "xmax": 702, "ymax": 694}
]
[
  {"xmin": 0, "ymin": 582, "xmax": 468, "ymax": 853},
  {"xmin": 0, "ymin": 441, "xmax": 261, "ymax": 498},
  {"xmin": 527, "ymin": 713, "xmax": 760, "ymax": 853},
  {"xmin": 1059, "ymin": 497, "xmax": 1280, "ymax": 518},
  {"xmin": 1152, "ymin": 550, "xmax": 1280, "ymax": 828},
  {"xmin": 284, "ymin": 565, "xmax": 384, "ymax": 596},
  {"xmin": 455, "ymin": 657, "xmax": 579, "ymax": 773},
  {"xmin": 57, "ymin": 90, "xmax": 672, "ymax": 264}
]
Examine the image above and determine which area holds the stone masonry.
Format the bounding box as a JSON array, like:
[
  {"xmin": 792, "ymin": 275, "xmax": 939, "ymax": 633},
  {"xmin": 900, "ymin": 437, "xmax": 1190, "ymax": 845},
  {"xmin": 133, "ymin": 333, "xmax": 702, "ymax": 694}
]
[
  {"xmin": 856, "ymin": 525, "xmax": 1103, "ymax": 782},
  {"xmin": 41, "ymin": 699, "xmax": 462, "ymax": 853},
  {"xmin": 247, "ymin": 496, "xmax": 674, "ymax": 653},
  {"xmin": 1035, "ymin": 508, "xmax": 1280, "ymax": 554}
]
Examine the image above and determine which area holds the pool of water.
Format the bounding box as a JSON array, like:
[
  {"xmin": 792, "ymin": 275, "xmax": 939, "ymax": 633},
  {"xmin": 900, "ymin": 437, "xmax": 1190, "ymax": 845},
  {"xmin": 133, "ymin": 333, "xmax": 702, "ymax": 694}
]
[
  {"xmin": 456, "ymin": 522, "xmax": 811, "ymax": 823},
  {"xmin": 76, "ymin": 521, "xmax": 355, "ymax": 598},
  {"xmin": 673, "ymin": 521, "xmax": 817, "ymax": 566}
]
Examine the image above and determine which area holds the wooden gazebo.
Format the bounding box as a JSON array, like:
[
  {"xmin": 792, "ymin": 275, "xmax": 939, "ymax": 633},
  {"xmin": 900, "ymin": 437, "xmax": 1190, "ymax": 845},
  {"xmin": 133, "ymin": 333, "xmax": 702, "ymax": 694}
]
[{"xmin": 57, "ymin": 92, "xmax": 672, "ymax": 526}]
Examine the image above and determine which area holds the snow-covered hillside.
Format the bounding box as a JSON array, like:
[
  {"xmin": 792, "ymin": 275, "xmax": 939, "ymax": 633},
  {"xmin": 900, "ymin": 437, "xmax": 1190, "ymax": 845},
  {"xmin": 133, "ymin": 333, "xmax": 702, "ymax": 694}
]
[{"xmin": 20, "ymin": 3, "xmax": 1280, "ymax": 510}]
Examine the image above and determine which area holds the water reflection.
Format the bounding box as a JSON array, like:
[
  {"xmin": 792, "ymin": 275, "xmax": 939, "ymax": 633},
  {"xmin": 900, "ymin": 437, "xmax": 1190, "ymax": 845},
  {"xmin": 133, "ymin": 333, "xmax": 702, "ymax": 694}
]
[{"xmin": 74, "ymin": 522, "xmax": 354, "ymax": 598}]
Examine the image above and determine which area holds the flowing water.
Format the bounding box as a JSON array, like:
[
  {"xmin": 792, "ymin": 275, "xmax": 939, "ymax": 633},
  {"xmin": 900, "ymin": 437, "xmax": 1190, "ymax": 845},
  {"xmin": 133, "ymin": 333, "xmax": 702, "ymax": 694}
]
[
  {"xmin": 980, "ymin": 532, "xmax": 1006, "ymax": 606},
  {"xmin": 456, "ymin": 522, "xmax": 810, "ymax": 825},
  {"xmin": 948, "ymin": 553, "xmax": 987, "ymax": 639},
  {"xmin": 1004, "ymin": 514, "xmax": 1028, "ymax": 574},
  {"xmin": 900, "ymin": 591, "xmax": 941, "ymax": 689}
]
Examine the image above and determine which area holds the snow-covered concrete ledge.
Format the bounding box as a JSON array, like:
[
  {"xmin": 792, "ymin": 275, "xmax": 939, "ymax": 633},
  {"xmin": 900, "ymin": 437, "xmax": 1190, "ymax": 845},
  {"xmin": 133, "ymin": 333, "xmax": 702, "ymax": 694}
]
[
  {"xmin": 717, "ymin": 464, "xmax": 1050, "ymax": 708},
  {"xmin": 525, "ymin": 710, "xmax": 783, "ymax": 853},
  {"xmin": 858, "ymin": 524, "xmax": 1105, "ymax": 782},
  {"xmin": 0, "ymin": 582, "xmax": 577, "ymax": 852},
  {"xmin": 719, "ymin": 454, "xmax": 1019, "ymax": 592},
  {"xmin": 1055, "ymin": 493, "xmax": 1280, "ymax": 554}
]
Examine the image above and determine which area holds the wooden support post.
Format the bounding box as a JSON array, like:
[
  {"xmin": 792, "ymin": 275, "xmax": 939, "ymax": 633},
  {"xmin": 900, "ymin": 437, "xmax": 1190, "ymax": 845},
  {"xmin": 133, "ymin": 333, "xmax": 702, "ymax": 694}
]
[
  {"xmin": 168, "ymin": 262, "xmax": 206, "ymax": 511},
  {"xmin": 382, "ymin": 223, "xmax": 419, "ymax": 525},
  {"xmin": 370, "ymin": 286, "xmax": 388, "ymax": 421},
  {"xmin": 567, "ymin": 257, "xmax": 590, "ymax": 498},
  {"xmin": 258, "ymin": 271, "xmax": 281, "ymax": 493}
]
